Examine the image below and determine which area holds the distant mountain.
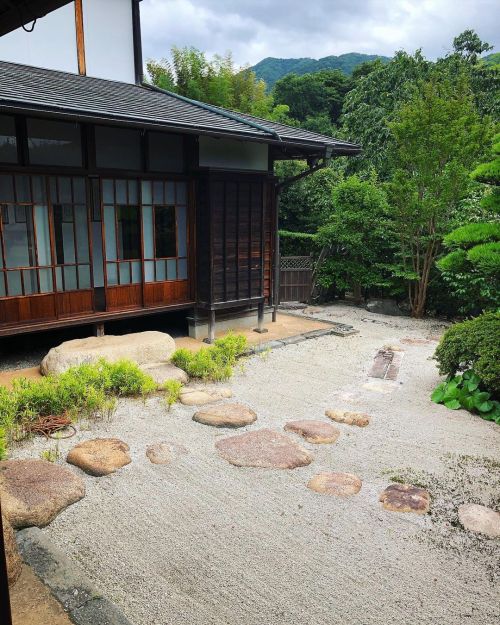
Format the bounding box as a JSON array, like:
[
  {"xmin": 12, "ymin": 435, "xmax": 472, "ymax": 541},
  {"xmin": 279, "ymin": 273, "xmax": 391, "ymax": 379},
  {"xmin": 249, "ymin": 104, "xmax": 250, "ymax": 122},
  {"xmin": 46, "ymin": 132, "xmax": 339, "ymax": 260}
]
[
  {"xmin": 251, "ymin": 53, "xmax": 391, "ymax": 87},
  {"xmin": 483, "ymin": 52, "xmax": 500, "ymax": 67}
]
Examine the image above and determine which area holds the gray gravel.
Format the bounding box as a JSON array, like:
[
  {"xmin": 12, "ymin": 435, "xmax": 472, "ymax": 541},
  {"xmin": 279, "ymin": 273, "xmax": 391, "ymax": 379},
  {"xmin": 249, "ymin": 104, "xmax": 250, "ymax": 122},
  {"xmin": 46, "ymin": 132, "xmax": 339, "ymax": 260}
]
[{"xmin": 12, "ymin": 304, "xmax": 500, "ymax": 625}]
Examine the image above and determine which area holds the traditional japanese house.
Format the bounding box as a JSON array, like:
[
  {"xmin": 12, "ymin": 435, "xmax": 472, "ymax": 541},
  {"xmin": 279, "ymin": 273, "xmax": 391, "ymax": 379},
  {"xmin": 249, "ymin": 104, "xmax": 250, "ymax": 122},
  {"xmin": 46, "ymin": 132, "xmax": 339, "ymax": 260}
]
[{"xmin": 0, "ymin": 0, "xmax": 360, "ymax": 341}]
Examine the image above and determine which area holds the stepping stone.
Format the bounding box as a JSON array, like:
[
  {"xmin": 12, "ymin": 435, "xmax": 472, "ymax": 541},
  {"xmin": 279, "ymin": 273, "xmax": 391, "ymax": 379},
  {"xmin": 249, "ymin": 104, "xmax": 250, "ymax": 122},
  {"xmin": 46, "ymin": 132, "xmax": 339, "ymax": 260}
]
[
  {"xmin": 0, "ymin": 459, "xmax": 85, "ymax": 528},
  {"xmin": 3, "ymin": 514, "xmax": 22, "ymax": 586},
  {"xmin": 193, "ymin": 403, "xmax": 257, "ymax": 428},
  {"xmin": 145, "ymin": 441, "xmax": 188, "ymax": 465},
  {"xmin": 379, "ymin": 484, "xmax": 430, "ymax": 514},
  {"xmin": 458, "ymin": 504, "xmax": 500, "ymax": 538},
  {"xmin": 400, "ymin": 337, "xmax": 433, "ymax": 346},
  {"xmin": 369, "ymin": 349, "xmax": 403, "ymax": 380},
  {"xmin": 67, "ymin": 438, "xmax": 131, "ymax": 476},
  {"xmin": 215, "ymin": 429, "xmax": 313, "ymax": 469},
  {"xmin": 179, "ymin": 387, "xmax": 232, "ymax": 406},
  {"xmin": 284, "ymin": 420, "xmax": 340, "ymax": 444},
  {"xmin": 325, "ymin": 409, "xmax": 370, "ymax": 427},
  {"xmin": 141, "ymin": 363, "xmax": 188, "ymax": 385},
  {"xmin": 307, "ymin": 472, "xmax": 362, "ymax": 496}
]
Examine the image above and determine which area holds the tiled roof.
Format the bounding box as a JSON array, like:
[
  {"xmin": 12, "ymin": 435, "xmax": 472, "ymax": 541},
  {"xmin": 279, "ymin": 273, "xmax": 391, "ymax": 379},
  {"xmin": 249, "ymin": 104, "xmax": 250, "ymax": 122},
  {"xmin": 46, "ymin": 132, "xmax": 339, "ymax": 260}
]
[{"xmin": 0, "ymin": 61, "xmax": 361, "ymax": 156}]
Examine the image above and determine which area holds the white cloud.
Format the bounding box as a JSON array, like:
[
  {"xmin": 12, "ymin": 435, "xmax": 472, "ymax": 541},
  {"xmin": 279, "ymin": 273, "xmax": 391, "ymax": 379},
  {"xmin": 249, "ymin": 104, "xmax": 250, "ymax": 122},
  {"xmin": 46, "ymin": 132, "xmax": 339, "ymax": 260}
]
[{"xmin": 140, "ymin": 0, "xmax": 499, "ymax": 67}]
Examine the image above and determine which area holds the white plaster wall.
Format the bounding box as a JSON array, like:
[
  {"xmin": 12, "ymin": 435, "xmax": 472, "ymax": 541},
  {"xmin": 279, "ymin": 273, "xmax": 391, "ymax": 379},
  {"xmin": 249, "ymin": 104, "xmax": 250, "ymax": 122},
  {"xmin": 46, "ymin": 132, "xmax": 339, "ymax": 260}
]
[
  {"xmin": 0, "ymin": 2, "xmax": 78, "ymax": 73},
  {"xmin": 82, "ymin": 0, "xmax": 136, "ymax": 83},
  {"xmin": 199, "ymin": 136, "xmax": 269, "ymax": 171}
]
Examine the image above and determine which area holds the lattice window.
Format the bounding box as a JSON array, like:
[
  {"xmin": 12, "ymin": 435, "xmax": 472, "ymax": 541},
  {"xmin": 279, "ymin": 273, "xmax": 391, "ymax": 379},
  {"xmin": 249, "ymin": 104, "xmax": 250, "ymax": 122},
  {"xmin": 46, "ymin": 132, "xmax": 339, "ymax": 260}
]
[{"xmin": 280, "ymin": 255, "xmax": 312, "ymax": 270}]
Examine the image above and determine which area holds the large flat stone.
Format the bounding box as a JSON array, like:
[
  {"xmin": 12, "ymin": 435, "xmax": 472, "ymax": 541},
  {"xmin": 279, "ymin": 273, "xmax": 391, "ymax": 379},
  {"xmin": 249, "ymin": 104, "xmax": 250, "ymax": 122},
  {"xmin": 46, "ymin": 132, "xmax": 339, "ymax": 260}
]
[
  {"xmin": 193, "ymin": 403, "xmax": 257, "ymax": 428},
  {"xmin": 379, "ymin": 484, "xmax": 430, "ymax": 514},
  {"xmin": 458, "ymin": 504, "xmax": 500, "ymax": 538},
  {"xmin": 67, "ymin": 438, "xmax": 131, "ymax": 476},
  {"xmin": 140, "ymin": 363, "xmax": 188, "ymax": 386},
  {"xmin": 0, "ymin": 459, "xmax": 85, "ymax": 529},
  {"xmin": 40, "ymin": 331, "xmax": 175, "ymax": 376},
  {"xmin": 307, "ymin": 472, "xmax": 362, "ymax": 496},
  {"xmin": 215, "ymin": 429, "xmax": 313, "ymax": 469},
  {"xmin": 325, "ymin": 409, "xmax": 370, "ymax": 427},
  {"xmin": 284, "ymin": 420, "xmax": 340, "ymax": 444},
  {"xmin": 179, "ymin": 387, "xmax": 232, "ymax": 406}
]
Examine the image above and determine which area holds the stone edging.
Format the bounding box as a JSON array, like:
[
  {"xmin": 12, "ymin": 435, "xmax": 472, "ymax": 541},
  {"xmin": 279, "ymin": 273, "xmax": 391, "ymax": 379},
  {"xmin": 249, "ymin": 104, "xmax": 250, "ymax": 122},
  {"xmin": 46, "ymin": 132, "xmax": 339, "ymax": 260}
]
[
  {"xmin": 244, "ymin": 318, "xmax": 358, "ymax": 356},
  {"xmin": 16, "ymin": 527, "xmax": 133, "ymax": 625}
]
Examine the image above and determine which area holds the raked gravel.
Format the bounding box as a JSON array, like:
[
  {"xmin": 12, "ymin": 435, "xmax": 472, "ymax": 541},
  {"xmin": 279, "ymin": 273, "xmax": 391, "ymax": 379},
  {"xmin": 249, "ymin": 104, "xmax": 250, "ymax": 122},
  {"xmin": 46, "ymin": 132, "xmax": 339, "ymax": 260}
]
[{"xmin": 12, "ymin": 304, "xmax": 500, "ymax": 625}]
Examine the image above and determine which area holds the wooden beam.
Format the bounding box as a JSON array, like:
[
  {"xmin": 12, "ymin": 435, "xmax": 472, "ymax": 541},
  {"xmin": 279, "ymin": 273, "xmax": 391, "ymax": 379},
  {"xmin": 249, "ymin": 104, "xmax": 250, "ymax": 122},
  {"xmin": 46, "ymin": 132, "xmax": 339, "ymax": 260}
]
[{"xmin": 74, "ymin": 0, "xmax": 86, "ymax": 76}]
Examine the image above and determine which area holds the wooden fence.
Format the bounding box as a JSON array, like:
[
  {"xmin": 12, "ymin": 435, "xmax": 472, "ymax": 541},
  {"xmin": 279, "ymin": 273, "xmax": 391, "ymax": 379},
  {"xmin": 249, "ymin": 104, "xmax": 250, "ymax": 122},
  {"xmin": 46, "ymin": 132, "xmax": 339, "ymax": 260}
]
[{"xmin": 279, "ymin": 256, "xmax": 312, "ymax": 303}]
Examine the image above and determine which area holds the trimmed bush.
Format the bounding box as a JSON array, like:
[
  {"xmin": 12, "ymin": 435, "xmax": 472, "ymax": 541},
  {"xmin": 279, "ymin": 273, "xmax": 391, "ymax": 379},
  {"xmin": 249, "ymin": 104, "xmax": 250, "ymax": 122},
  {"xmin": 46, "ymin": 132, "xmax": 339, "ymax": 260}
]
[
  {"xmin": 171, "ymin": 333, "xmax": 247, "ymax": 382},
  {"xmin": 434, "ymin": 312, "xmax": 500, "ymax": 395}
]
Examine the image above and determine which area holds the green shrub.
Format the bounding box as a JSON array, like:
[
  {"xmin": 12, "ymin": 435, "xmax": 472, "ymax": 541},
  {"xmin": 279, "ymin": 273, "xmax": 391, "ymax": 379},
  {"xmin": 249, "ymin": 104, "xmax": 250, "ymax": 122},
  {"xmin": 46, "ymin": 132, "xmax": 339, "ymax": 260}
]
[
  {"xmin": 431, "ymin": 370, "xmax": 500, "ymax": 424},
  {"xmin": 434, "ymin": 312, "xmax": 500, "ymax": 395},
  {"xmin": 163, "ymin": 379, "xmax": 183, "ymax": 410},
  {"xmin": 171, "ymin": 333, "xmax": 247, "ymax": 382},
  {"xmin": 0, "ymin": 359, "xmax": 157, "ymax": 458}
]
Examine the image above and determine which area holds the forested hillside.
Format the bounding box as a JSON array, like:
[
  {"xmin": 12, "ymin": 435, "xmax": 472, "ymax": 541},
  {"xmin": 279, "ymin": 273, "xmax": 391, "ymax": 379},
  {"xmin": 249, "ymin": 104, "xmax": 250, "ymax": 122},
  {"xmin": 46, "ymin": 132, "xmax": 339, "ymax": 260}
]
[{"xmin": 250, "ymin": 53, "xmax": 391, "ymax": 87}]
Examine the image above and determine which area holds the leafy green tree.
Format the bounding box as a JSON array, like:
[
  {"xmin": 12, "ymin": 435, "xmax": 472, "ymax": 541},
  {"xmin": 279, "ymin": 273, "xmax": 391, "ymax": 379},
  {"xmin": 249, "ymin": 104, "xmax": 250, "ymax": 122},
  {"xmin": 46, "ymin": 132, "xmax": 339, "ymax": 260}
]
[
  {"xmin": 387, "ymin": 73, "xmax": 490, "ymax": 317},
  {"xmin": 437, "ymin": 134, "xmax": 500, "ymax": 313},
  {"xmin": 315, "ymin": 176, "xmax": 393, "ymax": 301},
  {"xmin": 453, "ymin": 29, "xmax": 493, "ymax": 63},
  {"xmin": 273, "ymin": 70, "xmax": 352, "ymax": 130},
  {"xmin": 146, "ymin": 47, "xmax": 293, "ymax": 122}
]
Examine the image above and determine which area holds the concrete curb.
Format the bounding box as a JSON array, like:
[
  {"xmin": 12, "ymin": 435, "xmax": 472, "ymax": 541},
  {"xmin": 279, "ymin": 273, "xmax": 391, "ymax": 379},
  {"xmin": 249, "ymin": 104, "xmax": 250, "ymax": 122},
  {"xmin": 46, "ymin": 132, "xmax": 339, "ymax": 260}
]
[
  {"xmin": 243, "ymin": 322, "xmax": 358, "ymax": 357},
  {"xmin": 16, "ymin": 527, "xmax": 133, "ymax": 625}
]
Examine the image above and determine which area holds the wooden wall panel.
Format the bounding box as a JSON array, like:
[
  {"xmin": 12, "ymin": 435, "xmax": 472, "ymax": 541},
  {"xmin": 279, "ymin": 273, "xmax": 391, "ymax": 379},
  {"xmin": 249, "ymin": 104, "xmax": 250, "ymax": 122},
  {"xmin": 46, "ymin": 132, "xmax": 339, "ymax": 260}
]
[
  {"xmin": 0, "ymin": 294, "xmax": 57, "ymax": 325},
  {"xmin": 56, "ymin": 290, "xmax": 94, "ymax": 317},
  {"xmin": 105, "ymin": 285, "xmax": 142, "ymax": 311},
  {"xmin": 143, "ymin": 281, "xmax": 189, "ymax": 307}
]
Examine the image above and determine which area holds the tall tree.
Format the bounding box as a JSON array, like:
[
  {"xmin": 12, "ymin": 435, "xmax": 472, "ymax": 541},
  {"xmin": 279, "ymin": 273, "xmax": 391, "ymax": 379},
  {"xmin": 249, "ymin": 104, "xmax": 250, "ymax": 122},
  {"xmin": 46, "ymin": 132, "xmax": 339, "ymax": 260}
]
[{"xmin": 387, "ymin": 73, "xmax": 489, "ymax": 317}]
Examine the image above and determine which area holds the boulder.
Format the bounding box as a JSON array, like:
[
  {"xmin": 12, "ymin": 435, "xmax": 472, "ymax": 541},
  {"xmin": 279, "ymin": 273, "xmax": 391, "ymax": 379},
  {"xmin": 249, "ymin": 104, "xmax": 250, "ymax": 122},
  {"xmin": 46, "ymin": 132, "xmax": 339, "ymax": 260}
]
[
  {"xmin": 379, "ymin": 483, "xmax": 430, "ymax": 514},
  {"xmin": 0, "ymin": 459, "xmax": 85, "ymax": 528},
  {"xmin": 307, "ymin": 472, "xmax": 362, "ymax": 496},
  {"xmin": 40, "ymin": 331, "xmax": 176, "ymax": 376},
  {"xmin": 284, "ymin": 420, "xmax": 340, "ymax": 444},
  {"xmin": 193, "ymin": 403, "xmax": 257, "ymax": 428},
  {"xmin": 179, "ymin": 387, "xmax": 232, "ymax": 406},
  {"xmin": 325, "ymin": 409, "xmax": 370, "ymax": 427},
  {"xmin": 3, "ymin": 514, "xmax": 22, "ymax": 586},
  {"xmin": 458, "ymin": 504, "xmax": 500, "ymax": 538},
  {"xmin": 216, "ymin": 429, "xmax": 313, "ymax": 469},
  {"xmin": 366, "ymin": 299, "xmax": 404, "ymax": 316},
  {"xmin": 66, "ymin": 438, "xmax": 131, "ymax": 476},
  {"xmin": 141, "ymin": 363, "xmax": 188, "ymax": 386}
]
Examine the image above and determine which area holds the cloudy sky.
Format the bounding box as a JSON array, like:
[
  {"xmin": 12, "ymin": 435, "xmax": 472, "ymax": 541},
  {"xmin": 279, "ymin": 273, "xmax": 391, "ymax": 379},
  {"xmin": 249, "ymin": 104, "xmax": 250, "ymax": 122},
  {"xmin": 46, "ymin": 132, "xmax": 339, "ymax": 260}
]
[{"xmin": 140, "ymin": 0, "xmax": 499, "ymax": 67}]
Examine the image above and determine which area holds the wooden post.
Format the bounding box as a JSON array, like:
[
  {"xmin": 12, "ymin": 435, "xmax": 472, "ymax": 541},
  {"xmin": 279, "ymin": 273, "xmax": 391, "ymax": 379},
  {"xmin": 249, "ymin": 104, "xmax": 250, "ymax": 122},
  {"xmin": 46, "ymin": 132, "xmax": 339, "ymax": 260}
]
[
  {"xmin": 205, "ymin": 309, "xmax": 215, "ymax": 344},
  {"xmin": 74, "ymin": 0, "xmax": 86, "ymax": 76},
  {"xmin": 254, "ymin": 301, "xmax": 268, "ymax": 334}
]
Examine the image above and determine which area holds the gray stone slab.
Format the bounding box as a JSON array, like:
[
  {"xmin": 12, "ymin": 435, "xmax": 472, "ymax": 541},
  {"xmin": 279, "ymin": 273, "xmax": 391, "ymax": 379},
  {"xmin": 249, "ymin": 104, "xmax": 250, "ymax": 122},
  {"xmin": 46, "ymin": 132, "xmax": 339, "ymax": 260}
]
[
  {"xmin": 16, "ymin": 527, "xmax": 132, "ymax": 624},
  {"xmin": 280, "ymin": 335, "xmax": 308, "ymax": 346},
  {"xmin": 71, "ymin": 598, "xmax": 133, "ymax": 625}
]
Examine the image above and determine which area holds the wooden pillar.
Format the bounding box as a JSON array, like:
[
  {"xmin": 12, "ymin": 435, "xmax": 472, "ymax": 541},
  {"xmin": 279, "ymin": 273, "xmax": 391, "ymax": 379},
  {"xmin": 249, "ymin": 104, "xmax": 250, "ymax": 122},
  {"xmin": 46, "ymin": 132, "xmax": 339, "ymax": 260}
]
[
  {"xmin": 254, "ymin": 301, "xmax": 268, "ymax": 334},
  {"xmin": 74, "ymin": 0, "xmax": 86, "ymax": 76}
]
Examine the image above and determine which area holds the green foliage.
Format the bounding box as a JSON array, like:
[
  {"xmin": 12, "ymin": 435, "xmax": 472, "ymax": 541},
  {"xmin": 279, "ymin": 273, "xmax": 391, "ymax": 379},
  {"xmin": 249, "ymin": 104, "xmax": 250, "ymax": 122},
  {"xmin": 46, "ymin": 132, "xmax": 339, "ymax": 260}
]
[
  {"xmin": 470, "ymin": 132, "xmax": 500, "ymax": 185},
  {"xmin": 387, "ymin": 72, "xmax": 489, "ymax": 317},
  {"xmin": 163, "ymin": 379, "xmax": 183, "ymax": 411},
  {"xmin": 443, "ymin": 222, "xmax": 500, "ymax": 248},
  {"xmin": 431, "ymin": 371, "xmax": 500, "ymax": 424},
  {"xmin": 146, "ymin": 47, "xmax": 293, "ymax": 122},
  {"xmin": 275, "ymin": 161, "xmax": 344, "ymax": 233},
  {"xmin": 316, "ymin": 176, "xmax": 394, "ymax": 296},
  {"xmin": 434, "ymin": 312, "xmax": 500, "ymax": 395},
  {"xmin": 251, "ymin": 53, "xmax": 391, "ymax": 88},
  {"xmin": 466, "ymin": 241, "xmax": 500, "ymax": 274},
  {"xmin": 273, "ymin": 70, "xmax": 352, "ymax": 129},
  {"xmin": 171, "ymin": 334, "xmax": 247, "ymax": 382},
  {"xmin": 453, "ymin": 30, "xmax": 493, "ymax": 62},
  {"xmin": 279, "ymin": 230, "xmax": 318, "ymax": 256},
  {"xmin": 0, "ymin": 360, "xmax": 157, "ymax": 458}
]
